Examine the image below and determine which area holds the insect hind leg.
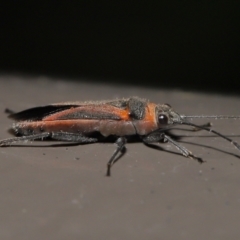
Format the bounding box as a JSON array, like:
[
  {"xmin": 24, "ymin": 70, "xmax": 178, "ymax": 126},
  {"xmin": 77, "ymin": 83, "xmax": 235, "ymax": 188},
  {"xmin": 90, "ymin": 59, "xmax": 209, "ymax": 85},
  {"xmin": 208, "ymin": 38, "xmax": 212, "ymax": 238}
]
[
  {"xmin": 106, "ymin": 137, "xmax": 127, "ymax": 177},
  {"xmin": 50, "ymin": 132, "xmax": 98, "ymax": 143},
  {"xmin": 0, "ymin": 132, "xmax": 51, "ymax": 146},
  {"xmin": 0, "ymin": 132, "xmax": 98, "ymax": 146}
]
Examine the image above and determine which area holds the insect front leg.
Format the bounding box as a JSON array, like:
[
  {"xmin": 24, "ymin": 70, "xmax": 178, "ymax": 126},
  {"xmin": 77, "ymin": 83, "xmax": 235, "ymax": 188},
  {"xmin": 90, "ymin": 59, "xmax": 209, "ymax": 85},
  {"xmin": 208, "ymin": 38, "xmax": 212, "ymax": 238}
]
[
  {"xmin": 142, "ymin": 132, "xmax": 165, "ymax": 143},
  {"xmin": 163, "ymin": 134, "xmax": 204, "ymax": 163},
  {"xmin": 106, "ymin": 137, "xmax": 127, "ymax": 177},
  {"xmin": 143, "ymin": 132, "xmax": 204, "ymax": 163},
  {"xmin": 190, "ymin": 122, "xmax": 212, "ymax": 131}
]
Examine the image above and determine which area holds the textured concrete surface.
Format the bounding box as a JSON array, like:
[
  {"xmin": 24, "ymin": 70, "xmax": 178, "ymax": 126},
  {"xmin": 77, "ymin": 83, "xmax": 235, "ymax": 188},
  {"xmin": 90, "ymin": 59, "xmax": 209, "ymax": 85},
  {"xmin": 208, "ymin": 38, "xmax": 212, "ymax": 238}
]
[{"xmin": 0, "ymin": 75, "xmax": 240, "ymax": 240}]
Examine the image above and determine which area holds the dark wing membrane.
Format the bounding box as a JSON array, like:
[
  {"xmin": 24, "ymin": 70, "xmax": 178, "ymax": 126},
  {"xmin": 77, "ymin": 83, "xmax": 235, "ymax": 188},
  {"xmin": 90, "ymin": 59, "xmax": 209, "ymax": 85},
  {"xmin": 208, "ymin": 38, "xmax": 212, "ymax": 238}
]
[{"xmin": 8, "ymin": 105, "xmax": 79, "ymax": 121}]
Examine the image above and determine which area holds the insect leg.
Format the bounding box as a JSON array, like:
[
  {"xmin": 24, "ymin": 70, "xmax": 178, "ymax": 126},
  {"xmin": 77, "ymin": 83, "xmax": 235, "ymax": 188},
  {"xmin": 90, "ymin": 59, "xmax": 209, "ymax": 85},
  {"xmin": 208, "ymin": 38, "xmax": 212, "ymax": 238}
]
[
  {"xmin": 50, "ymin": 132, "xmax": 98, "ymax": 143},
  {"xmin": 0, "ymin": 132, "xmax": 97, "ymax": 146},
  {"xmin": 143, "ymin": 132, "xmax": 203, "ymax": 163},
  {"xmin": 106, "ymin": 137, "xmax": 127, "ymax": 177},
  {"xmin": 0, "ymin": 132, "xmax": 51, "ymax": 146},
  {"xmin": 142, "ymin": 132, "xmax": 165, "ymax": 143},
  {"xmin": 163, "ymin": 134, "xmax": 204, "ymax": 163},
  {"xmin": 191, "ymin": 122, "xmax": 212, "ymax": 131}
]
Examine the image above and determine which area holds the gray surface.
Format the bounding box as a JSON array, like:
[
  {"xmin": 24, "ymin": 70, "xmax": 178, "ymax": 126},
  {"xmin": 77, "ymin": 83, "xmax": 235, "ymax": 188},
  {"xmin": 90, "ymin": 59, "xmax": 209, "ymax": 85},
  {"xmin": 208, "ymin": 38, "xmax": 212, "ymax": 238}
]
[{"xmin": 0, "ymin": 75, "xmax": 240, "ymax": 240}]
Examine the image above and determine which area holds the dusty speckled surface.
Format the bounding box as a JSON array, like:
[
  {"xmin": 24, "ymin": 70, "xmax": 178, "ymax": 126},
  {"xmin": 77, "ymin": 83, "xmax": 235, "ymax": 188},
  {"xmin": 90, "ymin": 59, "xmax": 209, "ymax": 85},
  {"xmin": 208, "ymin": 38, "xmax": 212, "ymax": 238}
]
[{"xmin": 0, "ymin": 75, "xmax": 240, "ymax": 240}]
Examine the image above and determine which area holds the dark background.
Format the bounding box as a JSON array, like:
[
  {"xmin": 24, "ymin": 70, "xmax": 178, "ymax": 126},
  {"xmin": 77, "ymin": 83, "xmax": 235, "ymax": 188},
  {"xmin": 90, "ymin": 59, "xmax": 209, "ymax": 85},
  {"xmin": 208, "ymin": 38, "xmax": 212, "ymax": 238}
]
[{"xmin": 0, "ymin": 2, "xmax": 240, "ymax": 93}]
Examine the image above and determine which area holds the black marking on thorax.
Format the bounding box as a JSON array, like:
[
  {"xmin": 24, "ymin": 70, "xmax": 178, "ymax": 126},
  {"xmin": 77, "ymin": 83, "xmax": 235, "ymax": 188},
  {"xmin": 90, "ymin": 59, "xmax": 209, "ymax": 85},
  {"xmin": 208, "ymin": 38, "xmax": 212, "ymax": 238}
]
[{"xmin": 128, "ymin": 97, "xmax": 146, "ymax": 120}]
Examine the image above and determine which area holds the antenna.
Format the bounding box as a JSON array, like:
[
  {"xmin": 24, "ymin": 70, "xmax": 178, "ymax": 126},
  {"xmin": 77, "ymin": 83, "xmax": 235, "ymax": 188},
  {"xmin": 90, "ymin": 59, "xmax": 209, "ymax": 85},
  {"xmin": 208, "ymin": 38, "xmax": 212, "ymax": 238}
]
[{"xmin": 182, "ymin": 115, "xmax": 240, "ymax": 119}]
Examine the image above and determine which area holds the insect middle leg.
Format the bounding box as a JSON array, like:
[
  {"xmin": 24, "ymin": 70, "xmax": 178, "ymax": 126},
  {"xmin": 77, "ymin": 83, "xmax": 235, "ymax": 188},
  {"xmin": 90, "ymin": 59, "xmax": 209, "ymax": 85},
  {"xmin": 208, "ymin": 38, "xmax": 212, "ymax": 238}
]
[{"xmin": 106, "ymin": 137, "xmax": 127, "ymax": 177}]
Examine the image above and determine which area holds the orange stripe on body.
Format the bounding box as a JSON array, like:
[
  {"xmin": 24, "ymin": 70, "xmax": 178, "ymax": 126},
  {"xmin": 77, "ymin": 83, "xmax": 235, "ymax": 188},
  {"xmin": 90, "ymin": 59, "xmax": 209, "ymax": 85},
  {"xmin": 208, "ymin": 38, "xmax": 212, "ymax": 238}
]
[
  {"xmin": 144, "ymin": 103, "xmax": 157, "ymax": 124},
  {"xmin": 132, "ymin": 103, "xmax": 158, "ymax": 135},
  {"xmin": 43, "ymin": 104, "xmax": 130, "ymax": 121}
]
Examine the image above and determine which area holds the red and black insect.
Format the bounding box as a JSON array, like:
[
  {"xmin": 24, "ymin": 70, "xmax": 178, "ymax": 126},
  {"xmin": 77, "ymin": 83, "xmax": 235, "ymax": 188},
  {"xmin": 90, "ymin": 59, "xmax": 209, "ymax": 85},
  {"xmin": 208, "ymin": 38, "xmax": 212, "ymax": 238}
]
[{"xmin": 0, "ymin": 97, "xmax": 240, "ymax": 176}]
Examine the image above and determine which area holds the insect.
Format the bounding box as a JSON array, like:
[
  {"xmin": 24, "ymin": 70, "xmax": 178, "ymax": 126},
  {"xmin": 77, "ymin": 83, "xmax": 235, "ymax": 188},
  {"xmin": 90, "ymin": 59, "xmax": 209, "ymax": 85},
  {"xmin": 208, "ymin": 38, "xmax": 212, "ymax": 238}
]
[{"xmin": 0, "ymin": 97, "xmax": 240, "ymax": 176}]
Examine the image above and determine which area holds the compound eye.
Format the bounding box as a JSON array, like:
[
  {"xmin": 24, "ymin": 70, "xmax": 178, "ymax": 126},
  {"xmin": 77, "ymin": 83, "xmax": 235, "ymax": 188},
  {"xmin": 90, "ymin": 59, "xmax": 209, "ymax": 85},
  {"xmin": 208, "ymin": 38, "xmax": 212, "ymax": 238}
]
[{"xmin": 158, "ymin": 114, "xmax": 168, "ymax": 125}]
